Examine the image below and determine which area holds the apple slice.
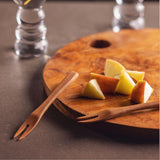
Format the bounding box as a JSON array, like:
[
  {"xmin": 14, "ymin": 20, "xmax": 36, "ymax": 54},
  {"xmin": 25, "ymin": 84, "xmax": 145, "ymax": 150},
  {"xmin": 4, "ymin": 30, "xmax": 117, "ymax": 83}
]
[
  {"xmin": 81, "ymin": 79, "xmax": 105, "ymax": 100},
  {"xmin": 116, "ymin": 70, "xmax": 135, "ymax": 95},
  {"xmin": 130, "ymin": 80, "xmax": 153, "ymax": 103},
  {"xmin": 127, "ymin": 70, "xmax": 145, "ymax": 82},
  {"xmin": 104, "ymin": 59, "xmax": 125, "ymax": 77},
  {"xmin": 90, "ymin": 73, "xmax": 119, "ymax": 94}
]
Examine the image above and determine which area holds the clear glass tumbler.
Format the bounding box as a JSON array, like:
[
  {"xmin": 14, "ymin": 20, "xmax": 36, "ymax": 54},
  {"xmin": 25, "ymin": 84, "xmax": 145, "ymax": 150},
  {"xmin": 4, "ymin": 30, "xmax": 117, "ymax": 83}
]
[
  {"xmin": 112, "ymin": 0, "xmax": 145, "ymax": 32},
  {"xmin": 13, "ymin": 0, "xmax": 48, "ymax": 58}
]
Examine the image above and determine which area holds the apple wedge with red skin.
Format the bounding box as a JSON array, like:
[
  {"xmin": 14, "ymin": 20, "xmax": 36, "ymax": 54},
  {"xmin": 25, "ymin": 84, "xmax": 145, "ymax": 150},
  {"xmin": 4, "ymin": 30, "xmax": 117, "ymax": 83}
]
[
  {"xmin": 90, "ymin": 73, "xmax": 119, "ymax": 94},
  {"xmin": 130, "ymin": 80, "xmax": 153, "ymax": 103}
]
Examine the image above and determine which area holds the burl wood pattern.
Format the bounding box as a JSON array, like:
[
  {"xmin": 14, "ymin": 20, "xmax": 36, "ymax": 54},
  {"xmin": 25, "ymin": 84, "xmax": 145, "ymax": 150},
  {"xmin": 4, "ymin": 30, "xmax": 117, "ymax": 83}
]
[{"xmin": 43, "ymin": 29, "xmax": 160, "ymax": 130}]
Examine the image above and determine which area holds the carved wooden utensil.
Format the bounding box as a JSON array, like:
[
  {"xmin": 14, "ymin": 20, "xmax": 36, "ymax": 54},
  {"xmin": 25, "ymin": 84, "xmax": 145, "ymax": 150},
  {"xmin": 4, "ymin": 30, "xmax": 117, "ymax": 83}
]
[
  {"xmin": 14, "ymin": 71, "xmax": 79, "ymax": 141},
  {"xmin": 77, "ymin": 101, "xmax": 159, "ymax": 123}
]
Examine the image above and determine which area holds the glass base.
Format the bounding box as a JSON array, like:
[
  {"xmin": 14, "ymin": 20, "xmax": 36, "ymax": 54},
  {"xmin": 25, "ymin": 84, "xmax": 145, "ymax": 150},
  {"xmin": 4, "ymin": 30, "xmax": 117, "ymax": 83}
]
[
  {"xmin": 112, "ymin": 17, "xmax": 145, "ymax": 32},
  {"xmin": 14, "ymin": 40, "xmax": 48, "ymax": 58}
]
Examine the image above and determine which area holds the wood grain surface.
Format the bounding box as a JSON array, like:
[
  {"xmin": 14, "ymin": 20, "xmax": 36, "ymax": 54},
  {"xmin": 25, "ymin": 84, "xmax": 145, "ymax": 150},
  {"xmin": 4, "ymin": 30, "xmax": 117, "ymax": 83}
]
[{"xmin": 43, "ymin": 29, "xmax": 160, "ymax": 130}]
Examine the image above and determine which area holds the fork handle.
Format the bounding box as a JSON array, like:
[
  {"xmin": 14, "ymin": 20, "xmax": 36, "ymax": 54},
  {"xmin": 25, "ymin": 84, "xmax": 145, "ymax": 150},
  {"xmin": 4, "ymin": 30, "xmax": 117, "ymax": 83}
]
[
  {"xmin": 109, "ymin": 101, "xmax": 159, "ymax": 119},
  {"xmin": 33, "ymin": 71, "xmax": 79, "ymax": 118}
]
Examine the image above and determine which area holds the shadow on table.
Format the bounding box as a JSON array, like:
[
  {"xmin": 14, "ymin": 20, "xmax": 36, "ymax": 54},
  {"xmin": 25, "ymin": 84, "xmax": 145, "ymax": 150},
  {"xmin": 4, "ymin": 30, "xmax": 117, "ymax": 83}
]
[{"xmin": 45, "ymin": 104, "xmax": 159, "ymax": 144}]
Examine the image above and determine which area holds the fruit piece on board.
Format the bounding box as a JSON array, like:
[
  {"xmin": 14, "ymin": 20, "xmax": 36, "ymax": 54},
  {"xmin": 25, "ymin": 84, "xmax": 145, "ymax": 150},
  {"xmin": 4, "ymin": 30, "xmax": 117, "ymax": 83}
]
[
  {"xmin": 116, "ymin": 70, "xmax": 135, "ymax": 95},
  {"xmin": 127, "ymin": 70, "xmax": 145, "ymax": 82},
  {"xmin": 90, "ymin": 73, "xmax": 119, "ymax": 94},
  {"xmin": 81, "ymin": 79, "xmax": 105, "ymax": 100},
  {"xmin": 104, "ymin": 59, "xmax": 125, "ymax": 77},
  {"xmin": 130, "ymin": 80, "xmax": 153, "ymax": 103}
]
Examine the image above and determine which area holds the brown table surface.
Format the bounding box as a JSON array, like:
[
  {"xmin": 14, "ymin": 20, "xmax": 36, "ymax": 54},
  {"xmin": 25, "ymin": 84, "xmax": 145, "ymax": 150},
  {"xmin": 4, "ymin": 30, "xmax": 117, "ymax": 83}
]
[{"xmin": 0, "ymin": 1, "xmax": 159, "ymax": 160}]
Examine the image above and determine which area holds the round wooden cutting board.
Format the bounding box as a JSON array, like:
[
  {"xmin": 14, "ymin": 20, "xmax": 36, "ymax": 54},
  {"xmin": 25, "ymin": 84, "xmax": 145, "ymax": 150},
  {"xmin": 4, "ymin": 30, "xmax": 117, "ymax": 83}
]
[{"xmin": 43, "ymin": 29, "xmax": 159, "ymax": 134}]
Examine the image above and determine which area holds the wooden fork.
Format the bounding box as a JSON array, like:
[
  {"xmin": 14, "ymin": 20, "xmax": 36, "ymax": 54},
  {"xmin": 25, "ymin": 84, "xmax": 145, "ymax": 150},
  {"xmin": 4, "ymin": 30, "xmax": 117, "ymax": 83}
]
[
  {"xmin": 43, "ymin": 79, "xmax": 78, "ymax": 120},
  {"xmin": 77, "ymin": 101, "xmax": 159, "ymax": 123},
  {"xmin": 13, "ymin": 71, "xmax": 79, "ymax": 141}
]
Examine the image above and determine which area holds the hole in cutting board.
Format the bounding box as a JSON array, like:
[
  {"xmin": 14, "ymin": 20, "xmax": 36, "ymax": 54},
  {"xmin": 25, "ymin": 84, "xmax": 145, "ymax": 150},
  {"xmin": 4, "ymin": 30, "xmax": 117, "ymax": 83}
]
[{"xmin": 90, "ymin": 40, "xmax": 111, "ymax": 49}]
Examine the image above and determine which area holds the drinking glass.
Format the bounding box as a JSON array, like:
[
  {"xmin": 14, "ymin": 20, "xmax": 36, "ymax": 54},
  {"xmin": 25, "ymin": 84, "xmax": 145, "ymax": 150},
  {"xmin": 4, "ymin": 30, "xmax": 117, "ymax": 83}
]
[
  {"xmin": 112, "ymin": 0, "xmax": 145, "ymax": 32},
  {"xmin": 13, "ymin": 0, "xmax": 48, "ymax": 58}
]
